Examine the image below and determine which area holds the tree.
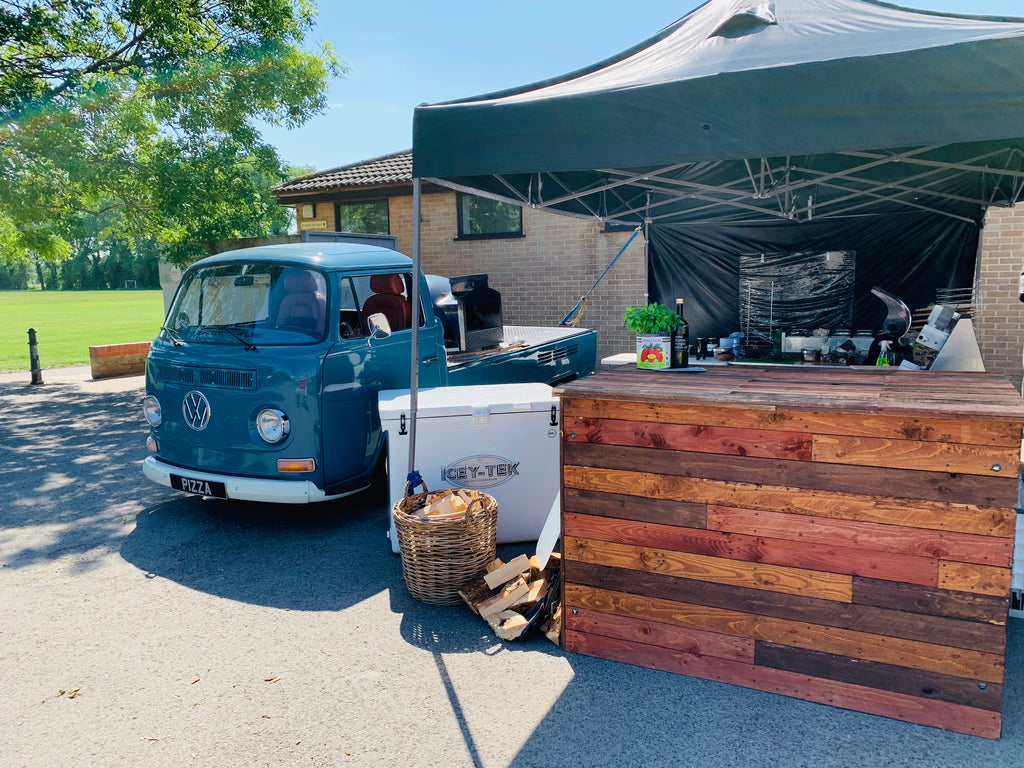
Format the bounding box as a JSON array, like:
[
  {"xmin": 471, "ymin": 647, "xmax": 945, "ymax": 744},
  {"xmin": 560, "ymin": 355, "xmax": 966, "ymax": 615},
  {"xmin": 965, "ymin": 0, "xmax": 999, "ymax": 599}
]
[
  {"xmin": 57, "ymin": 251, "xmax": 91, "ymax": 290},
  {"xmin": 0, "ymin": 257, "xmax": 29, "ymax": 288},
  {"xmin": 0, "ymin": 0, "xmax": 344, "ymax": 266}
]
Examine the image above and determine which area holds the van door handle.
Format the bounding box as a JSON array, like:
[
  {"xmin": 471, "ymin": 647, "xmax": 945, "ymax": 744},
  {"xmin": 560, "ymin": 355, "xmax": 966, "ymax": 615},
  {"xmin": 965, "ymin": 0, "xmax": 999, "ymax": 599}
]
[{"xmin": 421, "ymin": 355, "xmax": 438, "ymax": 366}]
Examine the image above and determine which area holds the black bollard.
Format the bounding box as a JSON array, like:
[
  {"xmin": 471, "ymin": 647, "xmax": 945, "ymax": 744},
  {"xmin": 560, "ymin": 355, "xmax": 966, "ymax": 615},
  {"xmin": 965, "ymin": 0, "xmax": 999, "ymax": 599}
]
[{"xmin": 27, "ymin": 328, "xmax": 43, "ymax": 385}]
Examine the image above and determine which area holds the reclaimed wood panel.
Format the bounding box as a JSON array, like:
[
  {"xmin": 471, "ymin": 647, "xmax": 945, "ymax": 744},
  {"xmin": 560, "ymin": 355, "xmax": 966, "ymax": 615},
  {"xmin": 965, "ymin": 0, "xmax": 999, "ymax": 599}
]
[
  {"xmin": 568, "ymin": 606, "xmax": 755, "ymax": 663},
  {"xmin": 563, "ymin": 396, "xmax": 1023, "ymax": 446},
  {"xmin": 567, "ymin": 612, "xmax": 1003, "ymax": 712},
  {"xmin": 563, "ymin": 630, "xmax": 1001, "ymax": 738},
  {"xmin": 564, "ymin": 536, "xmax": 854, "ymax": 602},
  {"xmin": 557, "ymin": 368, "xmax": 1024, "ymax": 423},
  {"xmin": 564, "ymin": 584, "xmax": 1005, "ymax": 683},
  {"xmin": 851, "ymin": 577, "xmax": 1010, "ymax": 625},
  {"xmin": 937, "ymin": 562, "xmax": 1014, "ymax": 597},
  {"xmin": 565, "ymin": 559, "xmax": 1006, "ymax": 654},
  {"xmin": 562, "ymin": 464, "xmax": 1017, "ymax": 538},
  {"xmin": 565, "ymin": 511, "xmax": 940, "ymax": 587},
  {"xmin": 563, "ymin": 415, "xmax": 813, "ymax": 460},
  {"xmin": 563, "ymin": 441, "xmax": 1019, "ymax": 508},
  {"xmin": 754, "ymin": 641, "xmax": 1003, "ymax": 712},
  {"xmin": 563, "ymin": 487, "xmax": 707, "ymax": 529},
  {"xmin": 557, "ymin": 368, "xmax": 1022, "ymax": 736},
  {"xmin": 812, "ymin": 434, "xmax": 1017, "ymax": 477},
  {"xmin": 705, "ymin": 506, "xmax": 1014, "ymax": 568}
]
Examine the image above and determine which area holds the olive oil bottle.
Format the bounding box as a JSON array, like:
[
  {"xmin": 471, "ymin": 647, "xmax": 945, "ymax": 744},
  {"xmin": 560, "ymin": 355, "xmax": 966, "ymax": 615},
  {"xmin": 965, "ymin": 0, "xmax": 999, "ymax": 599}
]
[{"xmin": 672, "ymin": 298, "xmax": 689, "ymax": 368}]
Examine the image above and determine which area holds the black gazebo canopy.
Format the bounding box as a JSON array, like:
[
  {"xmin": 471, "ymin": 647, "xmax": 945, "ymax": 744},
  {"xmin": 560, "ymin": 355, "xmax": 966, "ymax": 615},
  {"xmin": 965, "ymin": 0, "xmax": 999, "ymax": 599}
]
[
  {"xmin": 413, "ymin": 0, "xmax": 1024, "ymax": 228},
  {"xmin": 413, "ymin": 0, "xmax": 1024, "ymax": 337}
]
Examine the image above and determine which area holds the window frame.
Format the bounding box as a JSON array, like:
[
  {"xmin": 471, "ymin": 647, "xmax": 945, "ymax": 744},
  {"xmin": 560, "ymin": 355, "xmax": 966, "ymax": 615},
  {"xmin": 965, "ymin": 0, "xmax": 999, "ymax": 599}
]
[
  {"xmin": 166, "ymin": 263, "xmax": 329, "ymax": 346},
  {"xmin": 340, "ymin": 272, "xmax": 426, "ymax": 339},
  {"xmin": 334, "ymin": 198, "xmax": 390, "ymax": 236},
  {"xmin": 454, "ymin": 193, "xmax": 524, "ymax": 241},
  {"xmin": 601, "ymin": 220, "xmax": 639, "ymax": 234}
]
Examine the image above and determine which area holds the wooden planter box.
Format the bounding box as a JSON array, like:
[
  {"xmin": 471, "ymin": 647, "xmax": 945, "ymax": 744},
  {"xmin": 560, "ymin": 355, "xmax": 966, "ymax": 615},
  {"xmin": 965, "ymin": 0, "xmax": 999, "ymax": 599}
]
[{"xmin": 556, "ymin": 366, "xmax": 1024, "ymax": 738}]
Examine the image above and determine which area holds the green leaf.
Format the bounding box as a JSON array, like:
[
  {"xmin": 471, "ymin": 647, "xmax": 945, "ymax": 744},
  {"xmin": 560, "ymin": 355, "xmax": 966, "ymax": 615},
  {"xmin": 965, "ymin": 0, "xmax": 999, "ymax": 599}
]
[
  {"xmin": 0, "ymin": 1, "xmax": 344, "ymax": 266},
  {"xmin": 622, "ymin": 302, "xmax": 681, "ymax": 334}
]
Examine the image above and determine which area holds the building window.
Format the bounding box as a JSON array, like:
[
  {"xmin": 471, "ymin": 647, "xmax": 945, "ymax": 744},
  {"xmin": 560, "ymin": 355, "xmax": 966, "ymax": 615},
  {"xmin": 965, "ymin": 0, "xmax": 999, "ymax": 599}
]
[
  {"xmin": 336, "ymin": 200, "xmax": 389, "ymax": 234},
  {"xmin": 602, "ymin": 220, "xmax": 639, "ymax": 233},
  {"xmin": 456, "ymin": 194, "xmax": 523, "ymax": 239}
]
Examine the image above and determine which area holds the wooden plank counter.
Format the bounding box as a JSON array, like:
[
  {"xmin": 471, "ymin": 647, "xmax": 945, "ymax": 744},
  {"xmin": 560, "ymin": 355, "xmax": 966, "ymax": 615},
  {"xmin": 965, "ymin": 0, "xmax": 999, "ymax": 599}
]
[{"xmin": 555, "ymin": 366, "xmax": 1024, "ymax": 738}]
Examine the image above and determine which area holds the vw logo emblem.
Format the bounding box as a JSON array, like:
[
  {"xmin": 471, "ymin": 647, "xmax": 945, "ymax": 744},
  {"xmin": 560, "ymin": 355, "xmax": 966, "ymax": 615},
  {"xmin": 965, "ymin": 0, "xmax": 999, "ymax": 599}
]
[{"xmin": 182, "ymin": 391, "xmax": 211, "ymax": 431}]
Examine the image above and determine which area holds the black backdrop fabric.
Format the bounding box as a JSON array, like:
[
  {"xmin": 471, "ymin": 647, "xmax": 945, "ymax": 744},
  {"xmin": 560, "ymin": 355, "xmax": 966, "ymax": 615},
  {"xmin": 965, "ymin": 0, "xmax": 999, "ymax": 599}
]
[{"xmin": 647, "ymin": 212, "xmax": 979, "ymax": 344}]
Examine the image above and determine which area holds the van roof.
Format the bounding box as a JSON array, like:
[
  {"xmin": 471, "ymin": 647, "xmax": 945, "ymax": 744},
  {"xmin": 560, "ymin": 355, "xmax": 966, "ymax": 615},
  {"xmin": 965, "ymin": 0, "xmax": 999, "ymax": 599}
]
[{"xmin": 190, "ymin": 242, "xmax": 412, "ymax": 272}]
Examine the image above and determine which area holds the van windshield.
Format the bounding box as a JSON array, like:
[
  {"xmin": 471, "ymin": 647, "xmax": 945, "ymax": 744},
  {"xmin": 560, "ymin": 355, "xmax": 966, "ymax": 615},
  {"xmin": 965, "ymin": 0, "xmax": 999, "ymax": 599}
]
[{"xmin": 167, "ymin": 263, "xmax": 328, "ymax": 345}]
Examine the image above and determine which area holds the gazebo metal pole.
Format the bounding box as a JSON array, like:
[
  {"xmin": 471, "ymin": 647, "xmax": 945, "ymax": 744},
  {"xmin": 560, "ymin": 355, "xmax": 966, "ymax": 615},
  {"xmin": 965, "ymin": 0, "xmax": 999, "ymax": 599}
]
[
  {"xmin": 643, "ymin": 192, "xmax": 652, "ymax": 304},
  {"xmin": 406, "ymin": 177, "xmax": 422, "ymax": 488}
]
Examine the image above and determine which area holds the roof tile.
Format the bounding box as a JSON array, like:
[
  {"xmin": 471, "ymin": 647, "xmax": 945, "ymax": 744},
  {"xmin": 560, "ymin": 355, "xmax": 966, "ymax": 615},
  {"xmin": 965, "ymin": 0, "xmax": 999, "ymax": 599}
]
[{"xmin": 275, "ymin": 150, "xmax": 412, "ymax": 194}]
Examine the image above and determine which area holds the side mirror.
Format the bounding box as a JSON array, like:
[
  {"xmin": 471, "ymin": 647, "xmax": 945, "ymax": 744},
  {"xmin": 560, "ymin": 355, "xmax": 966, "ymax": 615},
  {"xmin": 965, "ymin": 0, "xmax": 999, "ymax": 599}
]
[{"xmin": 367, "ymin": 313, "xmax": 392, "ymax": 340}]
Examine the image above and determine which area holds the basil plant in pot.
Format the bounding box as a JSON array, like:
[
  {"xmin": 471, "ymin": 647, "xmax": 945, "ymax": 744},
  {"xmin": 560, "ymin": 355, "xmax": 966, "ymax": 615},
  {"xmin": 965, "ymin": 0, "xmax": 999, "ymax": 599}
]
[{"xmin": 623, "ymin": 302, "xmax": 681, "ymax": 369}]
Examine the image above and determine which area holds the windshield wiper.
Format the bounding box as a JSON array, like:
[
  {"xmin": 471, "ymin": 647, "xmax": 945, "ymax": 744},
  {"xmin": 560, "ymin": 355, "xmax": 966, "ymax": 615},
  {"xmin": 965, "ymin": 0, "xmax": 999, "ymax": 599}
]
[
  {"xmin": 160, "ymin": 326, "xmax": 184, "ymax": 346},
  {"xmin": 204, "ymin": 324, "xmax": 258, "ymax": 351}
]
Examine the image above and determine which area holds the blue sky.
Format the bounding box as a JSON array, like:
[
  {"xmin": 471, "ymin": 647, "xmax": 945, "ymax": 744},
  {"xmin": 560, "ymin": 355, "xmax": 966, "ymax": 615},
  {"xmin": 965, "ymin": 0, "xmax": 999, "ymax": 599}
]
[{"xmin": 259, "ymin": 0, "xmax": 1024, "ymax": 172}]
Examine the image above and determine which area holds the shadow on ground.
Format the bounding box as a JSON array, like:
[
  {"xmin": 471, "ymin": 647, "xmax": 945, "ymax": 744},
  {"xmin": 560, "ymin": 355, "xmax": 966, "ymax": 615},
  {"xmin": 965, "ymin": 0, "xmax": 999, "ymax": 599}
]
[
  {"xmin": 504, "ymin": 620, "xmax": 1024, "ymax": 768},
  {"xmin": 0, "ymin": 384, "xmax": 149, "ymax": 570},
  {"xmin": 9, "ymin": 376, "xmax": 1024, "ymax": 768},
  {"xmin": 123, "ymin": 485, "xmax": 551, "ymax": 654},
  {"xmin": 120, "ymin": 486, "xmax": 404, "ymax": 612}
]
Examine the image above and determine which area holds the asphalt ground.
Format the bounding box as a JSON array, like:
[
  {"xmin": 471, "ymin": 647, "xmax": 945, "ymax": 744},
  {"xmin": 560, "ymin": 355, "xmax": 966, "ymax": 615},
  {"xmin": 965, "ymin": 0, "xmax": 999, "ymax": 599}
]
[{"xmin": 2, "ymin": 366, "xmax": 1024, "ymax": 768}]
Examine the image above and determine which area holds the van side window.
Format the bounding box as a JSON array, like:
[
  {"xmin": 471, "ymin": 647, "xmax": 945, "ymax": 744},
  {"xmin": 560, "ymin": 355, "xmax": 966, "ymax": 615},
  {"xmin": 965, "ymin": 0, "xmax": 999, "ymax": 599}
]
[
  {"xmin": 350, "ymin": 273, "xmax": 423, "ymax": 335},
  {"xmin": 337, "ymin": 277, "xmax": 363, "ymax": 338}
]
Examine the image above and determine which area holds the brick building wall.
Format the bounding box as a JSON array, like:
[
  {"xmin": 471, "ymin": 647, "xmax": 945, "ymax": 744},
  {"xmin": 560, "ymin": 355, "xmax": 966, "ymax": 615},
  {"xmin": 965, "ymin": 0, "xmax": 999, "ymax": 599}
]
[
  {"xmin": 388, "ymin": 191, "xmax": 646, "ymax": 360},
  {"xmin": 296, "ymin": 201, "xmax": 337, "ymax": 233},
  {"xmin": 976, "ymin": 206, "xmax": 1024, "ymax": 391},
  {"xmin": 292, "ymin": 187, "xmax": 1024, "ymax": 387}
]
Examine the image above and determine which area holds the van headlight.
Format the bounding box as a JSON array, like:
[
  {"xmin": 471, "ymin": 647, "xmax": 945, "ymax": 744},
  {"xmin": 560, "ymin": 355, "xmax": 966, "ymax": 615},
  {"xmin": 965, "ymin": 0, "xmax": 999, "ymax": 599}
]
[
  {"xmin": 256, "ymin": 408, "xmax": 290, "ymax": 443},
  {"xmin": 142, "ymin": 395, "xmax": 162, "ymax": 427}
]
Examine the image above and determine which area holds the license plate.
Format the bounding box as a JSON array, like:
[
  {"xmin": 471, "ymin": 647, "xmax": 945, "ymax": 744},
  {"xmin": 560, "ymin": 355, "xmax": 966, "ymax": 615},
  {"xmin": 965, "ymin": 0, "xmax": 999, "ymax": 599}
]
[{"xmin": 170, "ymin": 474, "xmax": 227, "ymax": 498}]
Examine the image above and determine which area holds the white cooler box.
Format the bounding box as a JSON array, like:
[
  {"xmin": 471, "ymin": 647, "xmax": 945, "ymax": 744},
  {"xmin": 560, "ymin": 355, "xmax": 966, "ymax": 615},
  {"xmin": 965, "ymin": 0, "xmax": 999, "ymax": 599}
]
[{"xmin": 378, "ymin": 383, "xmax": 561, "ymax": 553}]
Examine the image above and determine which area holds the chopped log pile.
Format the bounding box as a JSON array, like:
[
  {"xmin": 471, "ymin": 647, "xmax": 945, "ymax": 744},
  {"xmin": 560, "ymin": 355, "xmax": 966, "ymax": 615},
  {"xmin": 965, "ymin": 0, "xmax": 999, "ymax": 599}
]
[
  {"xmin": 459, "ymin": 553, "xmax": 562, "ymax": 643},
  {"xmin": 406, "ymin": 489, "xmax": 484, "ymax": 522}
]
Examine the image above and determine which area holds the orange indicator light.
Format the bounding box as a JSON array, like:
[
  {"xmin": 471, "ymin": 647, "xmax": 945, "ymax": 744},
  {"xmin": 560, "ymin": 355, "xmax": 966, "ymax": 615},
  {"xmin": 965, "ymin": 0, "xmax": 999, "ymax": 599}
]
[{"xmin": 277, "ymin": 458, "xmax": 315, "ymax": 473}]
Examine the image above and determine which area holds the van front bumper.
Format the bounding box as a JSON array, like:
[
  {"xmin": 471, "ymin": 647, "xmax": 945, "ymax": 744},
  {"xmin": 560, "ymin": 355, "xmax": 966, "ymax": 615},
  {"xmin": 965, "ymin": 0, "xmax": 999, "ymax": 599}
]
[{"xmin": 143, "ymin": 456, "xmax": 363, "ymax": 504}]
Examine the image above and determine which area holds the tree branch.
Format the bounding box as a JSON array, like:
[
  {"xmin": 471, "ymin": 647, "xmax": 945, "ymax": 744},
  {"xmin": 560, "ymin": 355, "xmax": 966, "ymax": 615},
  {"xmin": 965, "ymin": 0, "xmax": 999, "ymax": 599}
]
[{"xmin": 46, "ymin": 23, "xmax": 155, "ymax": 100}]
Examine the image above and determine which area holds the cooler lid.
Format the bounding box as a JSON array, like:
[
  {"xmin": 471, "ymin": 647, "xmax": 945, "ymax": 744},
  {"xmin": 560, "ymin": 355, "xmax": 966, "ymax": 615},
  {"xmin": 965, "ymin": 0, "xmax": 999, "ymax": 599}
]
[{"xmin": 378, "ymin": 383, "xmax": 556, "ymax": 420}]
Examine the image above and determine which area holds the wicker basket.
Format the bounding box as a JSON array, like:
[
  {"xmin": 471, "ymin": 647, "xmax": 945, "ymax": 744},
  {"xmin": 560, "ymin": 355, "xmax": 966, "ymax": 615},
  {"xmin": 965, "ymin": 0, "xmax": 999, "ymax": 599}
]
[{"xmin": 392, "ymin": 488, "xmax": 498, "ymax": 605}]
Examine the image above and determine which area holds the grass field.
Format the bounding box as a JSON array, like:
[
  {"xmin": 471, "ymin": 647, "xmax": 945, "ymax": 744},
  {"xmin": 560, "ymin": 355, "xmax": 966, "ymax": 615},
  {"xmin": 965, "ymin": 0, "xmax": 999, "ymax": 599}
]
[{"xmin": 0, "ymin": 290, "xmax": 166, "ymax": 372}]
